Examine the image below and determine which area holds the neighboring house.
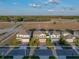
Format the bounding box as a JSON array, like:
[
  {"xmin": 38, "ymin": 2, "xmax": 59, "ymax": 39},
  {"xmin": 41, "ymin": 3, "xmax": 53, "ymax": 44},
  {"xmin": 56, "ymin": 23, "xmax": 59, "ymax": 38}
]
[
  {"xmin": 16, "ymin": 29, "xmax": 31, "ymax": 44},
  {"xmin": 33, "ymin": 31, "xmax": 47, "ymax": 44},
  {"xmin": 50, "ymin": 31, "xmax": 60, "ymax": 42},
  {"xmin": 64, "ymin": 34, "xmax": 76, "ymax": 43},
  {"xmin": 74, "ymin": 30, "xmax": 79, "ymax": 38},
  {"xmin": 62, "ymin": 31, "xmax": 71, "ymax": 36}
]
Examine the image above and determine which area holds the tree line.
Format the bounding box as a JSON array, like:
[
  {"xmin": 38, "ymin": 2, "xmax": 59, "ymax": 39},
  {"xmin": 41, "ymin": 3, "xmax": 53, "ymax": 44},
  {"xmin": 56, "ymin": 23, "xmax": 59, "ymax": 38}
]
[{"xmin": 0, "ymin": 16, "xmax": 79, "ymax": 22}]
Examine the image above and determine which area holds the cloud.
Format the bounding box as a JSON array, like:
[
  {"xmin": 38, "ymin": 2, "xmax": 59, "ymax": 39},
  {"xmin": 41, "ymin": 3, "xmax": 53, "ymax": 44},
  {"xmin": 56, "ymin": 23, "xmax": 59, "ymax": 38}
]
[
  {"xmin": 48, "ymin": 8, "xmax": 66, "ymax": 13},
  {"xmin": 48, "ymin": 0, "xmax": 58, "ymax": 2},
  {"xmin": 48, "ymin": 0, "xmax": 59, "ymax": 4},
  {"xmin": 48, "ymin": 9, "xmax": 54, "ymax": 12},
  {"xmin": 29, "ymin": 3, "xmax": 41, "ymax": 8}
]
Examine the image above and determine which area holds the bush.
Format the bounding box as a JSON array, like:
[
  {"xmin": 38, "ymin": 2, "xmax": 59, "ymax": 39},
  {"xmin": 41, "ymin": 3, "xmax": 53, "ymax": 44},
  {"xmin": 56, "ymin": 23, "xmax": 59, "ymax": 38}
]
[
  {"xmin": 46, "ymin": 38, "xmax": 53, "ymax": 49},
  {"xmin": 74, "ymin": 39, "xmax": 79, "ymax": 46},
  {"xmin": 59, "ymin": 36, "xmax": 67, "ymax": 45},
  {"xmin": 29, "ymin": 37, "xmax": 39, "ymax": 47},
  {"xmin": 49, "ymin": 56, "xmax": 56, "ymax": 59}
]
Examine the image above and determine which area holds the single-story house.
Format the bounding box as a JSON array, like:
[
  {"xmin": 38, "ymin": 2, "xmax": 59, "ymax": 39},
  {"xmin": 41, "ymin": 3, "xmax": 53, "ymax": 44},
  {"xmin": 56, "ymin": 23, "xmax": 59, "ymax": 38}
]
[
  {"xmin": 33, "ymin": 31, "xmax": 47, "ymax": 45},
  {"xmin": 64, "ymin": 34, "xmax": 76, "ymax": 43},
  {"xmin": 73, "ymin": 30, "xmax": 79, "ymax": 38},
  {"xmin": 16, "ymin": 29, "xmax": 31, "ymax": 44},
  {"xmin": 50, "ymin": 31, "xmax": 60, "ymax": 42},
  {"xmin": 62, "ymin": 31, "xmax": 71, "ymax": 36}
]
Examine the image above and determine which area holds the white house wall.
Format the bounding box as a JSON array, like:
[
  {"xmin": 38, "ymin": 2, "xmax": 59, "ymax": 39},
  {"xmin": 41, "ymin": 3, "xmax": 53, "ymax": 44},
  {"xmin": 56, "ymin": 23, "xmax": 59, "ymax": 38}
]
[
  {"xmin": 50, "ymin": 35, "xmax": 60, "ymax": 39},
  {"xmin": 74, "ymin": 31, "xmax": 79, "ymax": 38},
  {"xmin": 21, "ymin": 39, "xmax": 29, "ymax": 43},
  {"xmin": 39, "ymin": 39, "xmax": 46, "ymax": 43},
  {"xmin": 16, "ymin": 34, "xmax": 30, "ymax": 38},
  {"xmin": 66, "ymin": 39, "xmax": 74, "ymax": 43}
]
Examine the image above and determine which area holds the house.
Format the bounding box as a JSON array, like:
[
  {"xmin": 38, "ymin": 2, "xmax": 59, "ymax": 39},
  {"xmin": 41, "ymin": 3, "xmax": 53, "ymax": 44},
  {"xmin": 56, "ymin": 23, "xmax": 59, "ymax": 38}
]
[
  {"xmin": 74, "ymin": 30, "xmax": 79, "ymax": 38},
  {"xmin": 50, "ymin": 31, "xmax": 60, "ymax": 42},
  {"xmin": 64, "ymin": 34, "xmax": 76, "ymax": 43},
  {"xmin": 33, "ymin": 31, "xmax": 47, "ymax": 45},
  {"xmin": 62, "ymin": 31, "xmax": 71, "ymax": 36},
  {"xmin": 16, "ymin": 29, "xmax": 31, "ymax": 44}
]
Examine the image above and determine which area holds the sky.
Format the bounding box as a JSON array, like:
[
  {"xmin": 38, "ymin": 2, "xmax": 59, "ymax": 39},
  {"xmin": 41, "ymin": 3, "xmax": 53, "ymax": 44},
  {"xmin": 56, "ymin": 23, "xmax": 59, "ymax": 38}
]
[{"xmin": 0, "ymin": 0, "xmax": 79, "ymax": 16}]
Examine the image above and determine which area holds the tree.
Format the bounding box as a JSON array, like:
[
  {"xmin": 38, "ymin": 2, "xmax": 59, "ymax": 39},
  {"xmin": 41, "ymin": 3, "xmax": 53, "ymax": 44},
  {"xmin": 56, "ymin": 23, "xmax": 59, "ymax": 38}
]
[
  {"xmin": 49, "ymin": 56, "xmax": 56, "ymax": 59},
  {"xmin": 74, "ymin": 39, "xmax": 79, "ymax": 46},
  {"xmin": 46, "ymin": 37, "xmax": 53, "ymax": 49},
  {"xmin": 59, "ymin": 36, "xmax": 67, "ymax": 45},
  {"xmin": 0, "ymin": 16, "xmax": 9, "ymax": 21}
]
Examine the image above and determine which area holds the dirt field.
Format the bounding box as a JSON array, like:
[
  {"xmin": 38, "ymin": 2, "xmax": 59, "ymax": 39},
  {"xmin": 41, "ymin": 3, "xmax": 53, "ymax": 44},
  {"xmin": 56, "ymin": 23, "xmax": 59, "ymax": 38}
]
[
  {"xmin": 22, "ymin": 22, "xmax": 79, "ymax": 30},
  {"xmin": 0, "ymin": 22, "xmax": 15, "ymax": 29},
  {"xmin": 0, "ymin": 22, "xmax": 79, "ymax": 30}
]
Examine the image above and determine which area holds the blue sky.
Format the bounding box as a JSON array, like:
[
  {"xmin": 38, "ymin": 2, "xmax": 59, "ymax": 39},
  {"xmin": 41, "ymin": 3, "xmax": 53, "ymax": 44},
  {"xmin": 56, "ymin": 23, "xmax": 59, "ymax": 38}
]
[{"xmin": 0, "ymin": 0, "xmax": 79, "ymax": 16}]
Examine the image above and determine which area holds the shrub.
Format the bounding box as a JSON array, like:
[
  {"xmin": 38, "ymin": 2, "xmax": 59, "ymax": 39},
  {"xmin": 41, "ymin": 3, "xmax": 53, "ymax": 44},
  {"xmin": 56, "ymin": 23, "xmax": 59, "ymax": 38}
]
[
  {"xmin": 59, "ymin": 36, "xmax": 67, "ymax": 45},
  {"xmin": 74, "ymin": 39, "xmax": 79, "ymax": 46}
]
